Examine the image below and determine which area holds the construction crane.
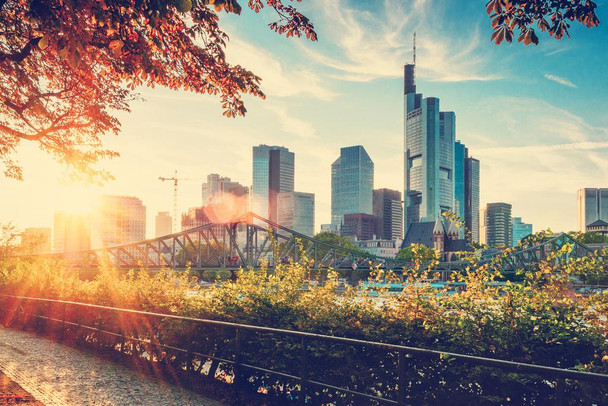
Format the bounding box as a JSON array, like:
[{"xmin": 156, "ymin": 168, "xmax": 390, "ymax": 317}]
[{"xmin": 158, "ymin": 171, "xmax": 191, "ymax": 233}]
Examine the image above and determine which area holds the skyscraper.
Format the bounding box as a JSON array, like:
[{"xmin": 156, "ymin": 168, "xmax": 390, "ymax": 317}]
[
  {"xmin": 92, "ymin": 195, "xmax": 146, "ymax": 248},
  {"xmin": 454, "ymin": 141, "xmax": 480, "ymax": 242},
  {"xmin": 331, "ymin": 145, "xmax": 374, "ymax": 228},
  {"xmin": 252, "ymin": 145, "xmax": 294, "ymax": 223},
  {"xmin": 202, "ymin": 174, "xmax": 249, "ymax": 210},
  {"xmin": 155, "ymin": 211, "xmax": 172, "ymax": 237},
  {"xmin": 577, "ymin": 188, "xmax": 608, "ymax": 232},
  {"xmin": 277, "ymin": 192, "xmax": 315, "ymax": 237},
  {"xmin": 483, "ymin": 203, "xmax": 512, "ymax": 247},
  {"xmin": 404, "ymin": 58, "xmax": 455, "ymax": 229},
  {"xmin": 512, "ymin": 217, "xmax": 533, "ymax": 246},
  {"xmin": 54, "ymin": 212, "xmax": 91, "ymax": 252},
  {"xmin": 373, "ymin": 188, "xmax": 403, "ymax": 240}
]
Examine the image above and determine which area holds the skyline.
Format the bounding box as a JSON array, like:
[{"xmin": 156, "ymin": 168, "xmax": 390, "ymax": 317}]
[{"xmin": 2, "ymin": 0, "xmax": 607, "ymax": 237}]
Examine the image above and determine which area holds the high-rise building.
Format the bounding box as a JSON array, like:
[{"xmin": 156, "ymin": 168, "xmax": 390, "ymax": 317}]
[
  {"xmin": 155, "ymin": 211, "xmax": 172, "ymax": 237},
  {"xmin": 20, "ymin": 227, "xmax": 51, "ymax": 254},
  {"xmin": 201, "ymin": 173, "xmax": 249, "ymax": 214},
  {"xmin": 483, "ymin": 203, "xmax": 512, "ymax": 247},
  {"xmin": 92, "ymin": 195, "xmax": 146, "ymax": 248},
  {"xmin": 373, "ymin": 189, "xmax": 403, "ymax": 240},
  {"xmin": 252, "ymin": 145, "xmax": 294, "ymax": 223},
  {"xmin": 277, "ymin": 192, "xmax": 315, "ymax": 237},
  {"xmin": 454, "ymin": 141, "xmax": 480, "ymax": 242},
  {"xmin": 577, "ymin": 188, "xmax": 608, "ymax": 232},
  {"xmin": 465, "ymin": 156, "xmax": 480, "ymax": 243},
  {"xmin": 341, "ymin": 213, "xmax": 375, "ymax": 241},
  {"xmin": 512, "ymin": 217, "xmax": 533, "ymax": 246},
  {"xmin": 54, "ymin": 213, "xmax": 91, "ymax": 253},
  {"xmin": 331, "ymin": 145, "xmax": 374, "ymax": 227},
  {"xmin": 404, "ymin": 59, "xmax": 455, "ymax": 228}
]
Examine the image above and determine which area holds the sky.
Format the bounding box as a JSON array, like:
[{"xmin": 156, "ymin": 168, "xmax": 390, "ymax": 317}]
[{"xmin": 2, "ymin": 0, "xmax": 608, "ymax": 239}]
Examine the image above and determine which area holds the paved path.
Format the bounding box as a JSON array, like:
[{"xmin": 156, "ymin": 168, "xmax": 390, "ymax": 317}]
[{"xmin": 0, "ymin": 326, "xmax": 226, "ymax": 405}]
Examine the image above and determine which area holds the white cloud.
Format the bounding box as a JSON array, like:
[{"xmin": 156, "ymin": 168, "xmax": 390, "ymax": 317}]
[
  {"xmin": 262, "ymin": 102, "xmax": 318, "ymax": 139},
  {"xmin": 544, "ymin": 73, "xmax": 577, "ymax": 88},
  {"xmin": 299, "ymin": 0, "xmax": 499, "ymax": 83},
  {"xmin": 225, "ymin": 37, "xmax": 338, "ymax": 101}
]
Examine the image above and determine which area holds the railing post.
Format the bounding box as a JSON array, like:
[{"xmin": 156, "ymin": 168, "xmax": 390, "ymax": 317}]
[
  {"xmin": 300, "ymin": 336, "xmax": 308, "ymax": 405},
  {"xmin": 398, "ymin": 351, "xmax": 406, "ymax": 406},
  {"xmin": 186, "ymin": 323, "xmax": 193, "ymax": 372},
  {"xmin": 60, "ymin": 302, "xmax": 66, "ymax": 340},
  {"xmin": 233, "ymin": 327, "xmax": 242, "ymax": 402}
]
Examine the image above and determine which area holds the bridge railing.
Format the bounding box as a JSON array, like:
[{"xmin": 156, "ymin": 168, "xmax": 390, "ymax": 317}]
[{"xmin": 1, "ymin": 294, "xmax": 607, "ymax": 405}]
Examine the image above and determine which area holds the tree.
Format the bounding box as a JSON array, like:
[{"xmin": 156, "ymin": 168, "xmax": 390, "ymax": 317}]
[
  {"xmin": 396, "ymin": 243, "xmax": 437, "ymax": 263},
  {"xmin": 486, "ymin": 0, "xmax": 600, "ymax": 45},
  {"xmin": 0, "ymin": 223, "xmax": 18, "ymax": 260},
  {"xmin": 0, "ymin": 0, "xmax": 316, "ymax": 180},
  {"xmin": 568, "ymin": 231, "xmax": 608, "ymax": 245}
]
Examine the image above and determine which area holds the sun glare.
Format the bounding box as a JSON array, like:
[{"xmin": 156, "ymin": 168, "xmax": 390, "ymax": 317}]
[{"xmin": 52, "ymin": 186, "xmax": 99, "ymax": 216}]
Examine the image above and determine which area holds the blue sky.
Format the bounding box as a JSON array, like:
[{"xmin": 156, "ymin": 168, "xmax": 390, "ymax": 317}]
[{"xmin": 2, "ymin": 0, "xmax": 608, "ymax": 237}]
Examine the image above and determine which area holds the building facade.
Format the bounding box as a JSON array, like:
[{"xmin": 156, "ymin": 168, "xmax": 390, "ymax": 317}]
[
  {"xmin": 54, "ymin": 213, "xmax": 91, "ymax": 253},
  {"xmin": 201, "ymin": 173, "xmax": 249, "ymax": 215},
  {"xmin": 512, "ymin": 217, "xmax": 533, "ymax": 246},
  {"xmin": 577, "ymin": 188, "xmax": 608, "ymax": 232},
  {"xmin": 483, "ymin": 203, "xmax": 512, "ymax": 247},
  {"xmin": 341, "ymin": 213, "xmax": 375, "ymax": 241},
  {"xmin": 277, "ymin": 192, "xmax": 315, "ymax": 237},
  {"xmin": 465, "ymin": 156, "xmax": 480, "ymax": 243},
  {"xmin": 357, "ymin": 238, "xmax": 403, "ymax": 258},
  {"xmin": 404, "ymin": 63, "xmax": 455, "ymax": 229},
  {"xmin": 92, "ymin": 196, "xmax": 146, "ymax": 248},
  {"xmin": 155, "ymin": 211, "xmax": 172, "ymax": 237},
  {"xmin": 331, "ymin": 146, "xmax": 374, "ymax": 228},
  {"xmin": 373, "ymin": 188, "xmax": 403, "ymax": 240},
  {"xmin": 252, "ymin": 145, "xmax": 294, "ymax": 223}
]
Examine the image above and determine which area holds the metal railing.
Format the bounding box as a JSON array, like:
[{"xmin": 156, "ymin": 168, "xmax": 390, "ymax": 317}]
[{"xmin": 1, "ymin": 294, "xmax": 607, "ymax": 405}]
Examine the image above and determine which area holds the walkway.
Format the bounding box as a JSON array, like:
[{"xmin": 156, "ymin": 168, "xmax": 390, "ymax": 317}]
[{"xmin": 0, "ymin": 326, "xmax": 226, "ymax": 405}]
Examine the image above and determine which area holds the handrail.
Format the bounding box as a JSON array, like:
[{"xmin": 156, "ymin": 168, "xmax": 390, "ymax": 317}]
[{"xmin": 1, "ymin": 293, "xmax": 607, "ymax": 384}]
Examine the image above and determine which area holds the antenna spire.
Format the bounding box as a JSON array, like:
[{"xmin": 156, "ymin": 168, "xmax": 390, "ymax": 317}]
[{"xmin": 413, "ymin": 32, "xmax": 416, "ymax": 66}]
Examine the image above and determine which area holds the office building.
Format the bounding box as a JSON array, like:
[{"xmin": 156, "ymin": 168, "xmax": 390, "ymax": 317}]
[
  {"xmin": 341, "ymin": 213, "xmax": 375, "ymax": 241},
  {"xmin": 155, "ymin": 211, "xmax": 172, "ymax": 237},
  {"xmin": 320, "ymin": 224, "xmax": 339, "ymax": 234},
  {"xmin": 20, "ymin": 227, "xmax": 51, "ymax": 254},
  {"xmin": 357, "ymin": 238, "xmax": 403, "ymax": 258},
  {"xmin": 404, "ymin": 57, "xmax": 455, "ymax": 228},
  {"xmin": 512, "ymin": 217, "xmax": 533, "ymax": 246},
  {"xmin": 277, "ymin": 192, "xmax": 315, "ymax": 237},
  {"xmin": 577, "ymin": 188, "xmax": 608, "ymax": 232},
  {"xmin": 201, "ymin": 173, "xmax": 249, "ymax": 215},
  {"xmin": 483, "ymin": 203, "xmax": 512, "ymax": 247},
  {"xmin": 465, "ymin": 156, "xmax": 480, "ymax": 243},
  {"xmin": 252, "ymin": 145, "xmax": 294, "ymax": 223},
  {"xmin": 373, "ymin": 188, "xmax": 403, "ymax": 240},
  {"xmin": 92, "ymin": 195, "xmax": 146, "ymax": 248},
  {"xmin": 54, "ymin": 213, "xmax": 91, "ymax": 253},
  {"xmin": 331, "ymin": 146, "xmax": 374, "ymax": 228}
]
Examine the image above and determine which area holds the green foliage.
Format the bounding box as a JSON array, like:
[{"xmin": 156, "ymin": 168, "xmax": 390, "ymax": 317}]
[
  {"xmin": 569, "ymin": 231, "xmax": 608, "ymax": 244},
  {"xmin": 0, "ymin": 240, "xmax": 607, "ymax": 404},
  {"xmin": 396, "ymin": 243, "xmax": 438, "ymax": 262}
]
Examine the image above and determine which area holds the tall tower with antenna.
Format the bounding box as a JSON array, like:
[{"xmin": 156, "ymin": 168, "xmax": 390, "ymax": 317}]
[{"xmin": 404, "ymin": 32, "xmax": 416, "ymax": 95}]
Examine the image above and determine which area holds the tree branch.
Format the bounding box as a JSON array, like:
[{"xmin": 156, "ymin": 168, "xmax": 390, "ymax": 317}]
[{"xmin": 0, "ymin": 38, "xmax": 35, "ymax": 63}]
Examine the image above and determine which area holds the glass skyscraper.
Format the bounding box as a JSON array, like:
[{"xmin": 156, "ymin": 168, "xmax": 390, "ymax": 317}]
[
  {"xmin": 512, "ymin": 217, "xmax": 533, "ymax": 246},
  {"xmin": 483, "ymin": 202, "xmax": 512, "ymax": 248},
  {"xmin": 252, "ymin": 145, "xmax": 294, "ymax": 222},
  {"xmin": 331, "ymin": 145, "xmax": 374, "ymax": 228},
  {"xmin": 404, "ymin": 63, "xmax": 455, "ymax": 228},
  {"xmin": 277, "ymin": 191, "xmax": 315, "ymax": 237},
  {"xmin": 577, "ymin": 188, "xmax": 608, "ymax": 232},
  {"xmin": 454, "ymin": 141, "xmax": 480, "ymax": 242}
]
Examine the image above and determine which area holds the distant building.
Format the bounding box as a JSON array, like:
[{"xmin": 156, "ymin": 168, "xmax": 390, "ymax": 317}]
[
  {"xmin": 331, "ymin": 145, "xmax": 374, "ymax": 228},
  {"xmin": 252, "ymin": 145, "xmax": 294, "ymax": 223},
  {"xmin": 577, "ymin": 188, "xmax": 608, "ymax": 232},
  {"xmin": 201, "ymin": 173, "xmax": 249, "ymax": 216},
  {"xmin": 20, "ymin": 227, "xmax": 51, "ymax": 254},
  {"xmin": 92, "ymin": 195, "xmax": 146, "ymax": 248},
  {"xmin": 372, "ymin": 188, "xmax": 403, "ymax": 240},
  {"xmin": 357, "ymin": 238, "xmax": 403, "ymax": 258},
  {"xmin": 181, "ymin": 207, "xmax": 211, "ymax": 230},
  {"xmin": 277, "ymin": 192, "xmax": 315, "ymax": 237},
  {"xmin": 483, "ymin": 203, "xmax": 512, "ymax": 247},
  {"xmin": 320, "ymin": 224, "xmax": 339, "ymax": 234},
  {"xmin": 155, "ymin": 211, "xmax": 172, "ymax": 237},
  {"xmin": 54, "ymin": 213, "xmax": 91, "ymax": 253},
  {"xmin": 465, "ymin": 156, "xmax": 480, "ymax": 242},
  {"xmin": 586, "ymin": 219, "xmax": 608, "ymax": 236},
  {"xmin": 341, "ymin": 213, "xmax": 374, "ymax": 241},
  {"xmin": 512, "ymin": 217, "xmax": 533, "ymax": 246}
]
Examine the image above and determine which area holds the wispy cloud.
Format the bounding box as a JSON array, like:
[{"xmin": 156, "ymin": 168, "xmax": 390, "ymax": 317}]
[
  {"xmin": 299, "ymin": 0, "xmax": 499, "ymax": 83},
  {"xmin": 225, "ymin": 37, "xmax": 338, "ymax": 101},
  {"xmin": 262, "ymin": 102, "xmax": 318, "ymax": 140},
  {"xmin": 544, "ymin": 73, "xmax": 577, "ymax": 88}
]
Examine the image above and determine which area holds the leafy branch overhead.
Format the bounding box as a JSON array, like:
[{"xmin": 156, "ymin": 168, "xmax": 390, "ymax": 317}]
[
  {"xmin": 0, "ymin": 0, "xmax": 316, "ymax": 180},
  {"xmin": 487, "ymin": 0, "xmax": 600, "ymax": 45}
]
